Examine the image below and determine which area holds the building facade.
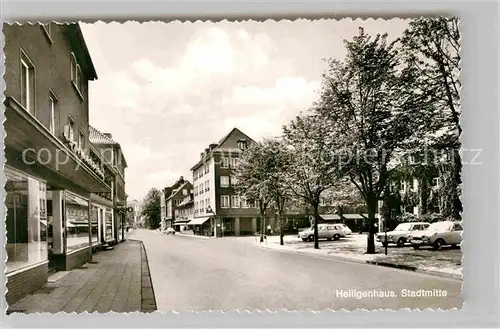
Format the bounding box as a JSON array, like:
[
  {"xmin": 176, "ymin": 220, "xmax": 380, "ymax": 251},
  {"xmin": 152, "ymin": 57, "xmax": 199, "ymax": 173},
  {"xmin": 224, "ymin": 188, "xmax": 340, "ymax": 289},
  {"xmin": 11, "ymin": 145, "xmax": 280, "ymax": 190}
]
[
  {"xmin": 190, "ymin": 128, "xmax": 262, "ymax": 237},
  {"xmin": 163, "ymin": 177, "xmax": 193, "ymax": 230},
  {"xmin": 89, "ymin": 126, "xmax": 128, "ymax": 244},
  {"xmin": 174, "ymin": 193, "xmax": 194, "ymax": 232},
  {"xmin": 3, "ymin": 23, "xmax": 115, "ymax": 304}
]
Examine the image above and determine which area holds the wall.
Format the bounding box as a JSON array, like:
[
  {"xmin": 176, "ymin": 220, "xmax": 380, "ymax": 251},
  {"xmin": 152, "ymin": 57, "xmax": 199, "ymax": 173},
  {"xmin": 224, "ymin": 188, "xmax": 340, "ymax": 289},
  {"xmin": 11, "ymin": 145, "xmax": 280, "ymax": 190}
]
[
  {"xmin": 3, "ymin": 23, "xmax": 90, "ymax": 151},
  {"xmin": 6, "ymin": 263, "xmax": 49, "ymax": 305}
]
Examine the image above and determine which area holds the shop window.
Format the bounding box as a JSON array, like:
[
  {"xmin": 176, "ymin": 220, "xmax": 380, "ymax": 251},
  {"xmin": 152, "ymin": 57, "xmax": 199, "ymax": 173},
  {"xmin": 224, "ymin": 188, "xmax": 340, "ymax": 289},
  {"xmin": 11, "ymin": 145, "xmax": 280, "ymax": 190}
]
[
  {"xmin": 65, "ymin": 192, "xmax": 89, "ymax": 252},
  {"xmin": 90, "ymin": 206, "xmax": 99, "ymax": 245},
  {"xmin": 5, "ymin": 168, "xmax": 48, "ymax": 273}
]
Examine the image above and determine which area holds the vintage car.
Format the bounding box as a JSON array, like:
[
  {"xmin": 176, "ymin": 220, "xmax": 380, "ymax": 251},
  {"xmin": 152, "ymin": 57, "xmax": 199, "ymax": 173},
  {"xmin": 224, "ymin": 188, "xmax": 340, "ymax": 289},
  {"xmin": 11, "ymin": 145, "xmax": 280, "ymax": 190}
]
[
  {"xmin": 298, "ymin": 223, "xmax": 346, "ymax": 242},
  {"xmin": 409, "ymin": 221, "xmax": 463, "ymax": 250},
  {"xmin": 376, "ymin": 222, "xmax": 430, "ymax": 247}
]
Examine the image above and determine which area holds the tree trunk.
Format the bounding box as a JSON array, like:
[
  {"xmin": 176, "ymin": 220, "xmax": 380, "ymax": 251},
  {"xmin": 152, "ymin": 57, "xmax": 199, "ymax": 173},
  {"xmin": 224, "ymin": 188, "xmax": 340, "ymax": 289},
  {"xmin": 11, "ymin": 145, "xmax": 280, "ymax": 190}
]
[
  {"xmin": 313, "ymin": 204, "xmax": 320, "ymax": 250},
  {"xmin": 260, "ymin": 211, "xmax": 265, "ymax": 243},
  {"xmin": 279, "ymin": 213, "xmax": 284, "ymax": 246},
  {"xmin": 366, "ymin": 195, "xmax": 377, "ymax": 254}
]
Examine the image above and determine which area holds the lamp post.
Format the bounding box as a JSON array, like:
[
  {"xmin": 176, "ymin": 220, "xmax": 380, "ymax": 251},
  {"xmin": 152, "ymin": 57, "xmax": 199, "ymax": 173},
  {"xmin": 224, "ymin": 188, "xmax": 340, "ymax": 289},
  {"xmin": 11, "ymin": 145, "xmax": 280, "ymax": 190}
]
[{"xmin": 206, "ymin": 206, "xmax": 215, "ymax": 237}]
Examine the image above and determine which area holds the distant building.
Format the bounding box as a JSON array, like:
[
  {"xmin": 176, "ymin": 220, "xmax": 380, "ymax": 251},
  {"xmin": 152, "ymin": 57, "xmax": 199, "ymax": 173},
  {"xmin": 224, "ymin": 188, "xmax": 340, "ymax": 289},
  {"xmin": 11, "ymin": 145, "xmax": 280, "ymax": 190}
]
[
  {"xmin": 190, "ymin": 128, "xmax": 260, "ymax": 237},
  {"xmin": 174, "ymin": 193, "xmax": 194, "ymax": 232},
  {"xmin": 161, "ymin": 177, "xmax": 193, "ymax": 230}
]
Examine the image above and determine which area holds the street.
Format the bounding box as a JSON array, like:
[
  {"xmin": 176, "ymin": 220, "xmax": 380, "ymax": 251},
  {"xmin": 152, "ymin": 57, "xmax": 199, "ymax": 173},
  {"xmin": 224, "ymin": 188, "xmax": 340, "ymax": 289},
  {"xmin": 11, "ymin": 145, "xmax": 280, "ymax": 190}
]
[{"xmin": 130, "ymin": 229, "xmax": 462, "ymax": 311}]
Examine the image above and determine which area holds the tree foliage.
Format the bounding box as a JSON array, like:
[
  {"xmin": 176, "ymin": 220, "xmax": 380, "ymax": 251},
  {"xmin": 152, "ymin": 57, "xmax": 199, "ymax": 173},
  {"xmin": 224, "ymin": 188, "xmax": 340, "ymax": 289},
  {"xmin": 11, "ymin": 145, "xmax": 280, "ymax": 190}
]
[
  {"xmin": 400, "ymin": 17, "xmax": 462, "ymax": 221},
  {"xmin": 141, "ymin": 188, "xmax": 161, "ymax": 230},
  {"xmin": 282, "ymin": 114, "xmax": 340, "ymax": 249},
  {"xmin": 314, "ymin": 28, "xmax": 427, "ymax": 253}
]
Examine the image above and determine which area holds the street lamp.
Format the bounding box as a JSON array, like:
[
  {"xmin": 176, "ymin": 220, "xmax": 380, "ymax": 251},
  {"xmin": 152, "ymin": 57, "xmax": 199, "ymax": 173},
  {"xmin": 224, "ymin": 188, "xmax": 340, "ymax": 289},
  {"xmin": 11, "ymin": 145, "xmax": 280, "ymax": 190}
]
[{"xmin": 206, "ymin": 206, "xmax": 215, "ymax": 237}]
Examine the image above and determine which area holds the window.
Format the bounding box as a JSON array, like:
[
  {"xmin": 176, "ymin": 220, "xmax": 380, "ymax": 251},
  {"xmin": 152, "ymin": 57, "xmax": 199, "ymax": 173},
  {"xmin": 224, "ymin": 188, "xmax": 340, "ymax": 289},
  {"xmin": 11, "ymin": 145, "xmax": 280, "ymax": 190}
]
[
  {"xmin": 194, "ymin": 186, "xmax": 198, "ymax": 196},
  {"xmin": 221, "ymin": 195, "xmax": 230, "ymax": 208},
  {"xmin": 66, "ymin": 116, "xmax": 75, "ymax": 142},
  {"xmin": 199, "ymin": 184, "xmax": 204, "ymax": 194},
  {"xmin": 453, "ymin": 223, "xmax": 463, "ymax": 231},
  {"xmin": 206, "ymin": 166, "xmax": 210, "ymax": 174},
  {"xmin": 205, "ymin": 181, "xmax": 209, "ymax": 192},
  {"xmin": 230, "ymin": 157, "xmax": 239, "ymax": 168},
  {"xmin": 237, "ymin": 140, "xmax": 247, "ymax": 150},
  {"xmin": 230, "ymin": 176, "xmax": 238, "ymax": 187},
  {"xmin": 20, "ymin": 51, "xmax": 35, "ymax": 115},
  {"xmin": 432, "ymin": 177, "xmax": 440, "ymax": 188},
  {"xmin": 206, "ymin": 198, "xmax": 210, "ymax": 209},
  {"xmin": 241, "ymin": 197, "xmax": 249, "ymax": 208},
  {"xmin": 78, "ymin": 131, "xmax": 85, "ymax": 150},
  {"xmin": 48, "ymin": 93, "xmax": 57, "ymax": 134},
  {"xmin": 5, "ymin": 168, "xmax": 48, "ymax": 273},
  {"xmin": 221, "ymin": 157, "xmax": 229, "ymax": 168},
  {"xmin": 220, "ymin": 176, "xmax": 230, "ymax": 188},
  {"xmin": 70, "ymin": 53, "xmax": 84, "ymax": 98},
  {"xmin": 65, "ymin": 191, "xmax": 92, "ymax": 251},
  {"xmin": 200, "ymin": 200, "xmax": 205, "ymax": 212},
  {"xmin": 41, "ymin": 23, "xmax": 53, "ymax": 43},
  {"xmin": 231, "ymin": 195, "xmax": 240, "ymax": 208},
  {"xmin": 183, "ymin": 189, "xmax": 187, "ymax": 196}
]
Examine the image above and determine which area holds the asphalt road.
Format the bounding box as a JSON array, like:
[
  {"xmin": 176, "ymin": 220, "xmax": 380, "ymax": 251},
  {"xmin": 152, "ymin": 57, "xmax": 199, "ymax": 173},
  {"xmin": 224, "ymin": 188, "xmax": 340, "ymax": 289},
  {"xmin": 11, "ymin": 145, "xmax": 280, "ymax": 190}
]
[{"xmin": 130, "ymin": 229, "xmax": 462, "ymax": 311}]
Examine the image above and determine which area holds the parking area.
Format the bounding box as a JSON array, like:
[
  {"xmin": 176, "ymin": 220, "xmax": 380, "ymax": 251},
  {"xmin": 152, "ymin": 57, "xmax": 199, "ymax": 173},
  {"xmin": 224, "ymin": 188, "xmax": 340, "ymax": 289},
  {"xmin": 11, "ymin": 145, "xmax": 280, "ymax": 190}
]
[{"xmin": 259, "ymin": 233, "xmax": 462, "ymax": 278}]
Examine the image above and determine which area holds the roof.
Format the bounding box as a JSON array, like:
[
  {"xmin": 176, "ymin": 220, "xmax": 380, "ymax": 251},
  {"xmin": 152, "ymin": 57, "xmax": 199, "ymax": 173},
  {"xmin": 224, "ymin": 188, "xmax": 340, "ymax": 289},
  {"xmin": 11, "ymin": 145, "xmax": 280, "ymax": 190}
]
[
  {"xmin": 89, "ymin": 125, "xmax": 128, "ymax": 169},
  {"xmin": 177, "ymin": 196, "xmax": 194, "ymax": 208},
  {"xmin": 89, "ymin": 125, "xmax": 117, "ymax": 144},
  {"xmin": 166, "ymin": 181, "xmax": 191, "ymax": 201},
  {"xmin": 190, "ymin": 127, "xmax": 255, "ymax": 171}
]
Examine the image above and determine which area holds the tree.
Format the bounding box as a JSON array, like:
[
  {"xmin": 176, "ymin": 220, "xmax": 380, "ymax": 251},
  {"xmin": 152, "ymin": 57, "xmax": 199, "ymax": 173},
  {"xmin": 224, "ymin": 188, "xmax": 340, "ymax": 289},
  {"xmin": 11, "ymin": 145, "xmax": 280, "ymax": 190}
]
[
  {"xmin": 141, "ymin": 188, "xmax": 161, "ymax": 229},
  {"xmin": 326, "ymin": 178, "xmax": 364, "ymax": 221},
  {"xmin": 400, "ymin": 17, "xmax": 462, "ymax": 221},
  {"xmin": 282, "ymin": 114, "xmax": 339, "ymax": 249},
  {"xmin": 234, "ymin": 142, "xmax": 273, "ymax": 243},
  {"xmin": 315, "ymin": 27, "xmax": 426, "ymax": 253}
]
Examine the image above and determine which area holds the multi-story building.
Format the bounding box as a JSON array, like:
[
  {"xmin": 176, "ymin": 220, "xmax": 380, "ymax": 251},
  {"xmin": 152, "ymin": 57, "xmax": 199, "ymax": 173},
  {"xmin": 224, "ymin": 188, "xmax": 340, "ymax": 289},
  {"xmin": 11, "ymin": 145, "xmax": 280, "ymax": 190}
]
[
  {"xmin": 190, "ymin": 128, "xmax": 261, "ymax": 237},
  {"xmin": 89, "ymin": 126, "xmax": 128, "ymax": 244},
  {"xmin": 174, "ymin": 193, "xmax": 195, "ymax": 232},
  {"xmin": 126, "ymin": 199, "xmax": 143, "ymax": 228},
  {"xmin": 163, "ymin": 177, "xmax": 193, "ymax": 230},
  {"xmin": 3, "ymin": 23, "xmax": 112, "ymax": 304}
]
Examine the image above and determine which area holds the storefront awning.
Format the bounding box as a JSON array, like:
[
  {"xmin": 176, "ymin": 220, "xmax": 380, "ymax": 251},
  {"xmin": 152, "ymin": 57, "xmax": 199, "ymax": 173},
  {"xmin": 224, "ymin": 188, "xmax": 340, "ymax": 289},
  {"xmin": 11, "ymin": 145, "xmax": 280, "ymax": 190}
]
[
  {"xmin": 187, "ymin": 216, "xmax": 210, "ymax": 225},
  {"xmin": 4, "ymin": 97, "xmax": 110, "ymax": 193}
]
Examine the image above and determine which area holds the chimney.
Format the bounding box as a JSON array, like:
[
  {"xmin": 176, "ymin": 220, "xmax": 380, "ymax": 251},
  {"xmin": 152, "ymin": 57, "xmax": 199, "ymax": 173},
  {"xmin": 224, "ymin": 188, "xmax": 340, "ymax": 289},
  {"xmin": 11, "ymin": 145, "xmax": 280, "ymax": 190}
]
[
  {"xmin": 179, "ymin": 176, "xmax": 184, "ymax": 183},
  {"xmin": 103, "ymin": 133, "xmax": 113, "ymax": 139},
  {"xmin": 200, "ymin": 152, "xmax": 204, "ymax": 160},
  {"xmin": 209, "ymin": 143, "xmax": 218, "ymax": 150},
  {"xmin": 205, "ymin": 148, "xmax": 210, "ymax": 155}
]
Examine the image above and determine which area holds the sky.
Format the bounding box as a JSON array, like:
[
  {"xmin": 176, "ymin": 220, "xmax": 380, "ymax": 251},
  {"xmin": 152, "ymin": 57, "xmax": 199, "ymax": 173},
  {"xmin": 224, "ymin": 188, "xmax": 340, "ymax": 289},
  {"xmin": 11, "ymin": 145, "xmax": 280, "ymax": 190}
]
[{"xmin": 80, "ymin": 18, "xmax": 409, "ymax": 202}]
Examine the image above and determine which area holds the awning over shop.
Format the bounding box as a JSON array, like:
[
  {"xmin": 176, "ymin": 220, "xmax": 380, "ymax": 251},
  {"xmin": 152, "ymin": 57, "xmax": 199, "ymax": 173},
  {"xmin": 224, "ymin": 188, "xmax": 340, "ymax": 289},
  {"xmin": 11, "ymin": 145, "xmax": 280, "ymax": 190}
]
[
  {"xmin": 187, "ymin": 216, "xmax": 210, "ymax": 226},
  {"xmin": 320, "ymin": 214, "xmax": 341, "ymax": 221},
  {"xmin": 173, "ymin": 220, "xmax": 190, "ymax": 226}
]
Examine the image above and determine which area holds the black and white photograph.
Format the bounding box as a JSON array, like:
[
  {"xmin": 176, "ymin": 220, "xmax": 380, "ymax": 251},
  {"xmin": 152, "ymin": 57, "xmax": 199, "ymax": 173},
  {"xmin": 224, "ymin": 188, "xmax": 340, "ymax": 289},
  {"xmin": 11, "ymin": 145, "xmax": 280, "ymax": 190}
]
[{"xmin": 3, "ymin": 17, "xmax": 463, "ymax": 313}]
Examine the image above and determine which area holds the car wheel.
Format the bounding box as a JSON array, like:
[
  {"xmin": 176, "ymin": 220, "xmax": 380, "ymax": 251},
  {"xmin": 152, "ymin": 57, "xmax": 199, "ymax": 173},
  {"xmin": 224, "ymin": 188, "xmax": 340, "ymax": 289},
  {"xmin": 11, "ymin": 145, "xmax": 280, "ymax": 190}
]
[
  {"xmin": 412, "ymin": 245, "xmax": 420, "ymax": 250},
  {"xmin": 433, "ymin": 238, "xmax": 445, "ymax": 250},
  {"xmin": 397, "ymin": 238, "xmax": 406, "ymax": 247},
  {"xmin": 333, "ymin": 234, "xmax": 340, "ymax": 241},
  {"xmin": 308, "ymin": 235, "xmax": 314, "ymax": 242}
]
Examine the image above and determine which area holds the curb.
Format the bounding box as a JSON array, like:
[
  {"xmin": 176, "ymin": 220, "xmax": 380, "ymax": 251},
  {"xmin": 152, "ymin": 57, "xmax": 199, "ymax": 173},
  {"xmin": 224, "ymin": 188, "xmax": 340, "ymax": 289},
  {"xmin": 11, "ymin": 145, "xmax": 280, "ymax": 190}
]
[
  {"xmin": 255, "ymin": 241, "xmax": 462, "ymax": 281},
  {"xmin": 175, "ymin": 233, "xmax": 212, "ymax": 239},
  {"xmin": 130, "ymin": 239, "xmax": 158, "ymax": 312}
]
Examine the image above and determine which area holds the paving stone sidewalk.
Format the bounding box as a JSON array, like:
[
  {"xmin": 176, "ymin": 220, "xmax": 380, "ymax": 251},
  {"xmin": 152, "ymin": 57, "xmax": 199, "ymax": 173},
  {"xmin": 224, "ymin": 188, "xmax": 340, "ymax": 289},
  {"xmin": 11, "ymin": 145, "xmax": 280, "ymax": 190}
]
[{"xmin": 8, "ymin": 240, "xmax": 156, "ymax": 314}]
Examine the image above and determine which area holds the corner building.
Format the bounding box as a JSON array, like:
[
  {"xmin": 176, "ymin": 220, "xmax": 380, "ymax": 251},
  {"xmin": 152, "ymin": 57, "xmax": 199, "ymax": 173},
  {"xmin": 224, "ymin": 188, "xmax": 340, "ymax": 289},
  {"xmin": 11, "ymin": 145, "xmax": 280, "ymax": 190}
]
[{"xmin": 3, "ymin": 23, "xmax": 113, "ymax": 304}]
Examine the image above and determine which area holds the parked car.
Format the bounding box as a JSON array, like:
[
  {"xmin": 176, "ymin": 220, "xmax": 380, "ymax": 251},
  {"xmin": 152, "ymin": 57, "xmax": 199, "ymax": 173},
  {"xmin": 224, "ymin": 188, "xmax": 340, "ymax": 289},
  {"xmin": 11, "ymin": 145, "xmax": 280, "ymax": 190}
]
[
  {"xmin": 298, "ymin": 224, "xmax": 346, "ymax": 242},
  {"xmin": 409, "ymin": 221, "xmax": 462, "ymax": 250},
  {"xmin": 376, "ymin": 222, "xmax": 430, "ymax": 247},
  {"xmin": 165, "ymin": 227, "xmax": 176, "ymax": 235},
  {"xmin": 337, "ymin": 223, "xmax": 352, "ymax": 235}
]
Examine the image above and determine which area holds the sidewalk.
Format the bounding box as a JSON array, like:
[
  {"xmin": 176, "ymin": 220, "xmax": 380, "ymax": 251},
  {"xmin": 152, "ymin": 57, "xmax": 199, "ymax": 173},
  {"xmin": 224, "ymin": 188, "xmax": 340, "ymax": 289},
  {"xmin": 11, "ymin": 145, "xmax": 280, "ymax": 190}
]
[
  {"xmin": 7, "ymin": 240, "xmax": 156, "ymax": 314},
  {"xmin": 254, "ymin": 234, "xmax": 462, "ymax": 279}
]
